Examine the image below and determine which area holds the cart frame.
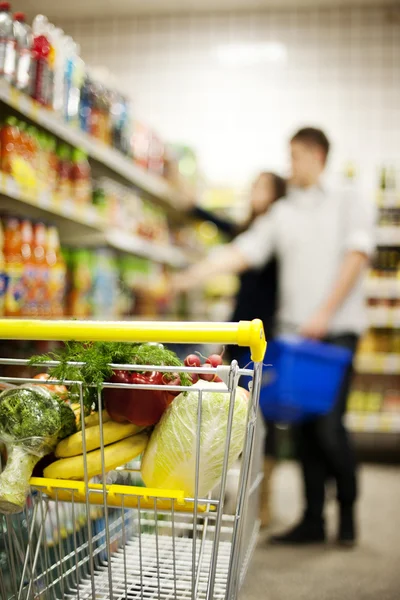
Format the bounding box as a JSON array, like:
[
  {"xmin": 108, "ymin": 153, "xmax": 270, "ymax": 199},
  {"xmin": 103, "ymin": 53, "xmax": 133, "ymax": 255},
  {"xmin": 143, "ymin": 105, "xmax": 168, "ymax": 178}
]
[{"xmin": 0, "ymin": 319, "xmax": 266, "ymax": 600}]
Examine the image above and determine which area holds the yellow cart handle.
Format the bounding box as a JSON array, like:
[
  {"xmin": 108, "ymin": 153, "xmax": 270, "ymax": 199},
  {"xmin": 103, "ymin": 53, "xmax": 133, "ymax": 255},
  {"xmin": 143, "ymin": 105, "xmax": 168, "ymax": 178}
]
[{"xmin": 0, "ymin": 318, "xmax": 266, "ymax": 362}]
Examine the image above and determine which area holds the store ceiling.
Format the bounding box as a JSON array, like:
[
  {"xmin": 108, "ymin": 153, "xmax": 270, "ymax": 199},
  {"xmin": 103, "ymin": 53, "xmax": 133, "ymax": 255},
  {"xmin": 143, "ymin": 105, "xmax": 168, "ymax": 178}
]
[{"xmin": 17, "ymin": 0, "xmax": 393, "ymax": 21}]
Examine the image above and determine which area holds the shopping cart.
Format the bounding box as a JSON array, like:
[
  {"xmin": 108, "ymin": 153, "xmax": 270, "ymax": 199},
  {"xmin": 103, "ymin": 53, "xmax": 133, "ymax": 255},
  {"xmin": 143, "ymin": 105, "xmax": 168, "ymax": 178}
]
[{"xmin": 0, "ymin": 319, "xmax": 266, "ymax": 600}]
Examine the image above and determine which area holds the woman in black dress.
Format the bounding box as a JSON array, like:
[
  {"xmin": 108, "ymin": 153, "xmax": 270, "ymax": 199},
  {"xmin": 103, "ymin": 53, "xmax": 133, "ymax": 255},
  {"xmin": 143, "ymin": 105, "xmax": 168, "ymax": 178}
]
[{"xmin": 192, "ymin": 171, "xmax": 286, "ymax": 527}]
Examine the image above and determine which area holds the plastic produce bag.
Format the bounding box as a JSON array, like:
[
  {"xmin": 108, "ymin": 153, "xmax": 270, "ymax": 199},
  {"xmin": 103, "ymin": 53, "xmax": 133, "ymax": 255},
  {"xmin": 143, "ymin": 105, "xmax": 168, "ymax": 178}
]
[
  {"xmin": 0, "ymin": 384, "xmax": 73, "ymax": 514},
  {"xmin": 141, "ymin": 381, "xmax": 249, "ymax": 497}
]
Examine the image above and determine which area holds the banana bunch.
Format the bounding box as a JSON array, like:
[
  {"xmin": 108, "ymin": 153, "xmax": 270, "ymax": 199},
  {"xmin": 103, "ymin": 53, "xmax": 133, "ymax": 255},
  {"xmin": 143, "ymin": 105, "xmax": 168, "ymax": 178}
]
[{"xmin": 44, "ymin": 410, "xmax": 148, "ymax": 481}]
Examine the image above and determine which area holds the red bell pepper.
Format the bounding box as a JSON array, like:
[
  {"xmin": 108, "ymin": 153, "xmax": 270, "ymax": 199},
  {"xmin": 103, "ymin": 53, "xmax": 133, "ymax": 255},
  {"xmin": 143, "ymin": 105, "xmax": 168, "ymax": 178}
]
[{"xmin": 104, "ymin": 370, "xmax": 171, "ymax": 426}]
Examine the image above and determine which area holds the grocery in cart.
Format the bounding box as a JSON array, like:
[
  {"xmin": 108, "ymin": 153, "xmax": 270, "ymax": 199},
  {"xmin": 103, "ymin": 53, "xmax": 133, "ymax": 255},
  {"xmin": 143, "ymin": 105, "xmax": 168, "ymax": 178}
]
[{"xmin": 0, "ymin": 319, "xmax": 266, "ymax": 600}]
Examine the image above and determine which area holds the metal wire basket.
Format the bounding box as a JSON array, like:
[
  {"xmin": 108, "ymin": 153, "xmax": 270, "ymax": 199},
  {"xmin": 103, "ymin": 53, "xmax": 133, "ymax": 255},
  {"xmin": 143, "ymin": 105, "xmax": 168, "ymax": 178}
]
[{"xmin": 0, "ymin": 319, "xmax": 266, "ymax": 600}]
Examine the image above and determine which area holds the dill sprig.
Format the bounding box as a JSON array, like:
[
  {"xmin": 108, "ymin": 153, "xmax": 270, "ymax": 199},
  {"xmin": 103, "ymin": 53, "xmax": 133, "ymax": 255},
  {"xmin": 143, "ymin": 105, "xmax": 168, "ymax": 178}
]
[{"xmin": 29, "ymin": 341, "xmax": 191, "ymax": 413}]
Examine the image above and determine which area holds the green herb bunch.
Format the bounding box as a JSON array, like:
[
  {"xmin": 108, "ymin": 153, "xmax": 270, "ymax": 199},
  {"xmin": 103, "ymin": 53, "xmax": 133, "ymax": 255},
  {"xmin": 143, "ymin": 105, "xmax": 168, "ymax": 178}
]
[{"xmin": 30, "ymin": 341, "xmax": 191, "ymax": 414}]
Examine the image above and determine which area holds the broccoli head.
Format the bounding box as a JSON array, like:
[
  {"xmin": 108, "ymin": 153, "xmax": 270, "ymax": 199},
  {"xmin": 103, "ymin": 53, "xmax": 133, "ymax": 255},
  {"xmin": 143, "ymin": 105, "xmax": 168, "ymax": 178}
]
[
  {"xmin": 56, "ymin": 398, "xmax": 78, "ymax": 440},
  {"xmin": 0, "ymin": 385, "xmax": 76, "ymax": 514}
]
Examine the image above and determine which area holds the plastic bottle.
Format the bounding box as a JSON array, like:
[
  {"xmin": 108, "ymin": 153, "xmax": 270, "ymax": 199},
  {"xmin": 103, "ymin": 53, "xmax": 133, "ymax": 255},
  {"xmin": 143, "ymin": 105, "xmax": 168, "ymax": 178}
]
[
  {"xmin": 92, "ymin": 249, "xmax": 118, "ymax": 318},
  {"xmin": 31, "ymin": 222, "xmax": 49, "ymax": 316},
  {"xmin": 48, "ymin": 25, "xmax": 65, "ymax": 112},
  {"xmin": 64, "ymin": 40, "xmax": 85, "ymax": 125},
  {"xmin": 68, "ymin": 249, "xmax": 93, "ymax": 317},
  {"xmin": 20, "ymin": 218, "xmax": 34, "ymax": 316},
  {"xmin": 71, "ymin": 148, "xmax": 92, "ymax": 205},
  {"xmin": 56, "ymin": 144, "xmax": 72, "ymax": 201},
  {"xmin": 13, "ymin": 12, "xmax": 32, "ymax": 91},
  {"xmin": 46, "ymin": 225, "xmax": 66, "ymax": 317},
  {"xmin": 47, "ymin": 135, "xmax": 58, "ymax": 192},
  {"xmin": 25, "ymin": 125, "xmax": 38, "ymax": 171},
  {"xmin": 0, "ymin": 115, "xmax": 19, "ymax": 173},
  {"xmin": 0, "ymin": 2, "xmax": 15, "ymax": 81},
  {"xmin": 79, "ymin": 75, "xmax": 91, "ymax": 133},
  {"xmin": 3, "ymin": 216, "xmax": 24, "ymax": 316},
  {"xmin": 30, "ymin": 15, "xmax": 52, "ymax": 106},
  {"xmin": 0, "ymin": 220, "xmax": 8, "ymax": 316}
]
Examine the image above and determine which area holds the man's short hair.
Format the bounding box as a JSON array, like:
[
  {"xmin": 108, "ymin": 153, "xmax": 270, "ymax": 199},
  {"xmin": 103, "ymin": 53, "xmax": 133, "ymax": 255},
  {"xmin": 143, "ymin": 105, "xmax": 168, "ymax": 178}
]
[{"xmin": 291, "ymin": 127, "xmax": 330, "ymax": 161}]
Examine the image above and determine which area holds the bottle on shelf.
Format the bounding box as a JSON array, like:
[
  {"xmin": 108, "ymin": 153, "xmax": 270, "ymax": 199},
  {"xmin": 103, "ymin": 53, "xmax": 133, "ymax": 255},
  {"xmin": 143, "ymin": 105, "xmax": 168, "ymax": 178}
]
[
  {"xmin": 0, "ymin": 220, "xmax": 7, "ymax": 316},
  {"xmin": 0, "ymin": 1, "xmax": 16, "ymax": 82},
  {"xmin": 71, "ymin": 148, "xmax": 92, "ymax": 205},
  {"xmin": 20, "ymin": 218, "xmax": 34, "ymax": 316},
  {"xmin": 48, "ymin": 25, "xmax": 65, "ymax": 113},
  {"xmin": 56, "ymin": 144, "xmax": 72, "ymax": 202},
  {"xmin": 31, "ymin": 222, "xmax": 49, "ymax": 316},
  {"xmin": 379, "ymin": 166, "xmax": 387, "ymax": 192},
  {"xmin": 13, "ymin": 11, "xmax": 32, "ymax": 92},
  {"xmin": 67, "ymin": 249, "xmax": 93, "ymax": 317},
  {"xmin": 64, "ymin": 39, "xmax": 85, "ymax": 125},
  {"xmin": 46, "ymin": 225, "xmax": 66, "ymax": 317},
  {"xmin": 3, "ymin": 216, "xmax": 24, "ymax": 316},
  {"xmin": 0, "ymin": 116, "xmax": 19, "ymax": 174},
  {"xmin": 30, "ymin": 14, "xmax": 52, "ymax": 106}
]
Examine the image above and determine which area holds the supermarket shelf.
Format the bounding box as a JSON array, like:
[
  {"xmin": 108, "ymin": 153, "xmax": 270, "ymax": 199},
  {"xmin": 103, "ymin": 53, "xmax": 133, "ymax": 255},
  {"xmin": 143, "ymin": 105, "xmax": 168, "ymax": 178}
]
[
  {"xmin": 367, "ymin": 307, "xmax": 400, "ymax": 328},
  {"xmin": 365, "ymin": 277, "xmax": 400, "ymax": 299},
  {"xmin": 346, "ymin": 412, "xmax": 400, "ymax": 433},
  {"xmin": 0, "ymin": 175, "xmax": 190, "ymax": 267},
  {"xmin": 106, "ymin": 229, "xmax": 189, "ymax": 267},
  {"xmin": 0, "ymin": 80, "xmax": 187, "ymax": 212},
  {"xmin": 376, "ymin": 227, "xmax": 400, "ymax": 247},
  {"xmin": 355, "ymin": 353, "xmax": 400, "ymax": 375},
  {"xmin": 377, "ymin": 190, "xmax": 400, "ymax": 208}
]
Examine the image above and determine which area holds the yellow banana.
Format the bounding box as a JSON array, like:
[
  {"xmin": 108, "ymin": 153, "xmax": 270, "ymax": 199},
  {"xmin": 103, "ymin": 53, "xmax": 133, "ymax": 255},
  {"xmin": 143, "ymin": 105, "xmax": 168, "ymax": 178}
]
[
  {"xmin": 45, "ymin": 433, "xmax": 148, "ymax": 480},
  {"xmin": 84, "ymin": 409, "xmax": 112, "ymax": 428},
  {"xmin": 55, "ymin": 421, "xmax": 143, "ymax": 458}
]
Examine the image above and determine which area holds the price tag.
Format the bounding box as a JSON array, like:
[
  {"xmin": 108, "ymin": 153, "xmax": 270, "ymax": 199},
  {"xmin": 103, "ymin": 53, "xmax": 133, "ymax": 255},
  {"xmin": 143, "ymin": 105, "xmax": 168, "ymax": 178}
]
[
  {"xmin": 365, "ymin": 414, "xmax": 376, "ymax": 432},
  {"xmin": 38, "ymin": 191, "xmax": 51, "ymax": 209},
  {"xmin": 19, "ymin": 94, "xmax": 32, "ymax": 116},
  {"xmin": 85, "ymin": 207, "xmax": 99, "ymax": 225},
  {"xmin": 379, "ymin": 414, "xmax": 392, "ymax": 433},
  {"xmin": 375, "ymin": 354, "xmax": 385, "ymax": 374},
  {"xmin": 5, "ymin": 176, "xmax": 19, "ymax": 198},
  {"xmin": 9, "ymin": 86, "xmax": 20, "ymax": 109},
  {"xmin": 350, "ymin": 414, "xmax": 365, "ymax": 432},
  {"xmin": 64, "ymin": 199, "xmax": 75, "ymax": 217},
  {"xmin": 385, "ymin": 354, "xmax": 400, "ymax": 374}
]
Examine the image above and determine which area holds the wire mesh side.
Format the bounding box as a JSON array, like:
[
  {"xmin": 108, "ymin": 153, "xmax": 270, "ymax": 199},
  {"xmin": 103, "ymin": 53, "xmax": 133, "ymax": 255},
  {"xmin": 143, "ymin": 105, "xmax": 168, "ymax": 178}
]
[{"xmin": 0, "ymin": 358, "xmax": 262, "ymax": 600}]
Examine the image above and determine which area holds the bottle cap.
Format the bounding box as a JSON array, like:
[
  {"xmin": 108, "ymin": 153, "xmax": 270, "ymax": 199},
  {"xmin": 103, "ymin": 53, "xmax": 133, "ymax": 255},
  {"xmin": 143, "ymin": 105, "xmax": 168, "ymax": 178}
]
[
  {"xmin": 14, "ymin": 12, "xmax": 25, "ymax": 21},
  {"xmin": 0, "ymin": 3, "xmax": 11, "ymax": 11}
]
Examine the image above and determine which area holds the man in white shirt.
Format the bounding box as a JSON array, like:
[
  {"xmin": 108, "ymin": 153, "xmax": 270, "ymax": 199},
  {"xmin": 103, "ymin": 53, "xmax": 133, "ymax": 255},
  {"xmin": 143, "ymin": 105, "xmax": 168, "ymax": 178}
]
[{"xmin": 173, "ymin": 127, "xmax": 375, "ymax": 545}]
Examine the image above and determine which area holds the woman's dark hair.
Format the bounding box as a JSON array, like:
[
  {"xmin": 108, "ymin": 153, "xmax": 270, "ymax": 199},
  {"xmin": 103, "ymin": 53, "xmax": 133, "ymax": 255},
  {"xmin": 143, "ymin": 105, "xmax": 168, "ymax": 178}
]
[
  {"xmin": 248, "ymin": 171, "xmax": 287, "ymax": 225},
  {"xmin": 261, "ymin": 171, "xmax": 287, "ymax": 203}
]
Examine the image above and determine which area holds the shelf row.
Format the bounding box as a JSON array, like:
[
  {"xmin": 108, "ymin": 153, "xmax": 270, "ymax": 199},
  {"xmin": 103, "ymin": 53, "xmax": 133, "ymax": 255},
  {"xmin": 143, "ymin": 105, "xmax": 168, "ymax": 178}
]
[
  {"xmin": 366, "ymin": 306, "xmax": 400, "ymax": 328},
  {"xmin": 0, "ymin": 80, "xmax": 188, "ymax": 213},
  {"xmin": 376, "ymin": 227, "xmax": 400, "ymax": 247},
  {"xmin": 0, "ymin": 174, "xmax": 190, "ymax": 268},
  {"xmin": 365, "ymin": 277, "xmax": 400, "ymax": 299},
  {"xmin": 346, "ymin": 412, "xmax": 400, "ymax": 434},
  {"xmin": 376, "ymin": 190, "xmax": 400, "ymax": 208},
  {"xmin": 355, "ymin": 352, "xmax": 400, "ymax": 375}
]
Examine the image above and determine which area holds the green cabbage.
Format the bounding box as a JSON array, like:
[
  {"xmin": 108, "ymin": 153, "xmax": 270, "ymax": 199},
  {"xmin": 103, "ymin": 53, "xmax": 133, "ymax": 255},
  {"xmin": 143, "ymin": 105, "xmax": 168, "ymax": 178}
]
[{"xmin": 141, "ymin": 381, "xmax": 248, "ymax": 497}]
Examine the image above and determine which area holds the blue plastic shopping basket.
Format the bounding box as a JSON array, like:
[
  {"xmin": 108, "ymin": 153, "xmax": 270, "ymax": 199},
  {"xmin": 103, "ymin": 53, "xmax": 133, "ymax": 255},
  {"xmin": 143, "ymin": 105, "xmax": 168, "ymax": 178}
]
[{"xmin": 243, "ymin": 336, "xmax": 353, "ymax": 423}]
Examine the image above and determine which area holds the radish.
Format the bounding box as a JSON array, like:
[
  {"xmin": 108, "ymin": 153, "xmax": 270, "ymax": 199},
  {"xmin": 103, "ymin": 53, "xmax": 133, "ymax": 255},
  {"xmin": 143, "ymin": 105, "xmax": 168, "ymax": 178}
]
[
  {"xmin": 184, "ymin": 354, "xmax": 201, "ymax": 368},
  {"xmin": 207, "ymin": 353, "xmax": 223, "ymax": 368},
  {"xmin": 200, "ymin": 363, "xmax": 215, "ymax": 382}
]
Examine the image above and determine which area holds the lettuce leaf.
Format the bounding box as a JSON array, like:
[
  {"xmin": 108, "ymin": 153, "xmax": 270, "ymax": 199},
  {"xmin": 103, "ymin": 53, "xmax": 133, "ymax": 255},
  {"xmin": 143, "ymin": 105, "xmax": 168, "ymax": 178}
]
[{"xmin": 141, "ymin": 381, "xmax": 248, "ymax": 497}]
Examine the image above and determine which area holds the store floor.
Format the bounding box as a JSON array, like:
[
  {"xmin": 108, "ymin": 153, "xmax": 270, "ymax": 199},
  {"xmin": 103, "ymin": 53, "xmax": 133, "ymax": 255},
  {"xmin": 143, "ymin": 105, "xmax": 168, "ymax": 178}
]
[{"xmin": 241, "ymin": 462, "xmax": 400, "ymax": 600}]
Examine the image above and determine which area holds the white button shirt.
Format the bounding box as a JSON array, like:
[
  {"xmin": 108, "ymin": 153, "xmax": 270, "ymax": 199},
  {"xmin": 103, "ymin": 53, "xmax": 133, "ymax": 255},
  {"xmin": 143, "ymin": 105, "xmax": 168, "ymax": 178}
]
[{"xmin": 234, "ymin": 185, "xmax": 376, "ymax": 334}]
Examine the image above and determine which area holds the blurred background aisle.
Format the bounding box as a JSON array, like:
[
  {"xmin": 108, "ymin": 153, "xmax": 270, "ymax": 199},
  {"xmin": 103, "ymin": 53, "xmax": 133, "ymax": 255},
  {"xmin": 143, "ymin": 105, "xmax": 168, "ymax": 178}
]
[
  {"xmin": 242, "ymin": 461, "xmax": 400, "ymax": 600},
  {"xmin": 0, "ymin": 0, "xmax": 399, "ymax": 597}
]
